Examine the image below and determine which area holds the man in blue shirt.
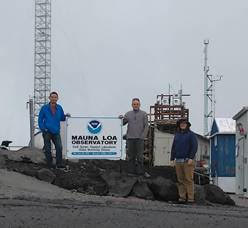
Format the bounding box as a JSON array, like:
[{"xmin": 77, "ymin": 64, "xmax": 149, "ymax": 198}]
[
  {"xmin": 38, "ymin": 91, "xmax": 69, "ymax": 169},
  {"xmin": 170, "ymin": 118, "xmax": 198, "ymax": 204}
]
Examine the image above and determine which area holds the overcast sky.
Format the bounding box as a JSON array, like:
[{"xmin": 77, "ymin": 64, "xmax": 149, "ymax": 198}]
[{"xmin": 1, "ymin": 0, "xmax": 248, "ymax": 146}]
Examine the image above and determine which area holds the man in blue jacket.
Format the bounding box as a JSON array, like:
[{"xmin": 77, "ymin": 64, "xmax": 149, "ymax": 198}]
[
  {"xmin": 38, "ymin": 91, "xmax": 68, "ymax": 169},
  {"xmin": 170, "ymin": 118, "xmax": 198, "ymax": 203}
]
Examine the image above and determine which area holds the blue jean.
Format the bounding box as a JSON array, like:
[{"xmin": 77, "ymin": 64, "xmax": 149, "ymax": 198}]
[{"xmin": 42, "ymin": 131, "xmax": 63, "ymax": 166}]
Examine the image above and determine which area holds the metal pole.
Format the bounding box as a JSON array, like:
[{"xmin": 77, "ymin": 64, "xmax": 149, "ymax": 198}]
[
  {"xmin": 212, "ymin": 76, "xmax": 222, "ymax": 123},
  {"xmin": 204, "ymin": 39, "xmax": 209, "ymax": 136},
  {"xmin": 203, "ymin": 40, "xmax": 222, "ymax": 136},
  {"xmin": 28, "ymin": 98, "xmax": 35, "ymax": 148}
]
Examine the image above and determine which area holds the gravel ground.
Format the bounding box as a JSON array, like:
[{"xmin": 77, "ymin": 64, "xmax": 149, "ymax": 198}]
[
  {"xmin": 1, "ymin": 198, "xmax": 248, "ymax": 228},
  {"xmin": 1, "ymin": 169, "xmax": 248, "ymax": 228},
  {"xmin": 230, "ymin": 194, "xmax": 248, "ymax": 207}
]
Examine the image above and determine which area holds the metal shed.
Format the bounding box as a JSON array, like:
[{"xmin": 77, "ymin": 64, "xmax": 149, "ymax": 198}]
[
  {"xmin": 233, "ymin": 107, "xmax": 248, "ymax": 197},
  {"xmin": 210, "ymin": 118, "xmax": 236, "ymax": 193}
]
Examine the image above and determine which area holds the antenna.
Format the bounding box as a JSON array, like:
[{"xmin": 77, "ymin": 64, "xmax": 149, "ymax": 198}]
[
  {"xmin": 203, "ymin": 39, "xmax": 209, "ymax": 135},
  {"xmin": 203, "ymin": 40, "xmax": 222, "ymax": 135}
]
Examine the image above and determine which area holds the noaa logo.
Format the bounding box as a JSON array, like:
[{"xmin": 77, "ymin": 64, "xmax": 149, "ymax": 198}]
[{"xmin": 87, "ymin": 120, "xmax": 102, "ymax": 134}]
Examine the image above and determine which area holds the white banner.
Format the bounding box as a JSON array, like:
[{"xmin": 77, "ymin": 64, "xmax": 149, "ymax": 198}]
[{"xmin": 66, "ymin": 117, "xmax": 123, "ymax": 159}]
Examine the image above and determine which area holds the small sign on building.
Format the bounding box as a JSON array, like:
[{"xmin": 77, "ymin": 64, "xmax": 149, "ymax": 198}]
[{"xmin": 66, "ymin": 117, "xmax": 123, "ymax": 160}]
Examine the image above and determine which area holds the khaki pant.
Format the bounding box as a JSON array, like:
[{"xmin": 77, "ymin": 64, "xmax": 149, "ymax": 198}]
[{"xmin": 175, "ymin": 161, "xmax": 195, "ymax": 201}]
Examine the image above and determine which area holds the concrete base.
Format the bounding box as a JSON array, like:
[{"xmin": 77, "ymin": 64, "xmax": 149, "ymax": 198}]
[{"xmin": 213, "ymin": 177, "xmax": 235, "ymax": 193}]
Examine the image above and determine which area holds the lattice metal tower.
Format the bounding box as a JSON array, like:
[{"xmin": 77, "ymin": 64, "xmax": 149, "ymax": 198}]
[
  {"xmin": 34, "ymin": 0, "xmax": 51, "ymax": 131},
  {"xmin": 203, "ymin": 40, "xmax": 210, "ymax": 135},
  {"xmin": 203, "ymin": 40, "xmax": 222, "ymax": 136}
]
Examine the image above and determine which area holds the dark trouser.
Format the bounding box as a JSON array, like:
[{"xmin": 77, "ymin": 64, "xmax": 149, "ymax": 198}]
[
  {"xmin": 42, "ymin": 131, "xmax": 63, "ymax": 167},
  {"xmin": 127, "ymin": 139, "xmax": 144, "ymax": 175}
]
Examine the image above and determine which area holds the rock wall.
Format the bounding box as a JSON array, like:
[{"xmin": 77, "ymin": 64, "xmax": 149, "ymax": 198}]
[{"xmin": 0, "ymin": 148, "xmax": 235, "ymax": 206}]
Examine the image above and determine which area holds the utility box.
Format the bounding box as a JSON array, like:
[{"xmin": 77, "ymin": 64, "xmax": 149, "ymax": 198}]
[
  {"xmin": 210, "ymin": 118, "xmax": 236, "ymax": 193},
  {"xmin": 233, "ymin": 107, "xmax": 248, "ymax": 197},
  {"xmin": 153, "ymin": 129, "xmax": 174, "ymax": 166}
]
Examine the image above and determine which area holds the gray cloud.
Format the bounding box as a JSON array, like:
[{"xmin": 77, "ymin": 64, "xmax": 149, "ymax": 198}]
[{"xmin": 1, "ymin": 0, "xmax": 247, "ymax": 145}]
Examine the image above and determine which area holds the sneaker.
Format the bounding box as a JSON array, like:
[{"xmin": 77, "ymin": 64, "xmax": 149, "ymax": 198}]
[
  {"xmin": 56, "ymin": 164, "xmax": 66, "ymax": 169},
  {"xmin": 178, "ymin": 198, "xmax": 186, "ymax": 203},
  {"xmin": 144, "ymin": 172, "xmax": 151, "ymax": 178},
  {"xmin": 48, "ymin": 164, "xmax": 56, "ymax": 169},
  {"xmin": 187, "ymin": 199, "xmax": 195, "ymax": 204},
  {"xmin": 48, "ymin": 165, "xmax": 56, "ymax": 169},
  {"xmin": 56, "ymin": 164, "xmax": 70, "ymax": 172},
  {"xmin": 127, "ymin": 172, "xmax": 137, "ymax": 177}
]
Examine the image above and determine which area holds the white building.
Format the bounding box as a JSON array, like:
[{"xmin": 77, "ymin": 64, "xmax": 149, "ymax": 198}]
[{"xmin": 233, "ymin": 107, "xmax": 248, "ymax": 197}]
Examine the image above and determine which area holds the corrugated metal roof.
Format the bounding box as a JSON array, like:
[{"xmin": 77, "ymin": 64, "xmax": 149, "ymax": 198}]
[
  {"xmin": 213, "ymin": 118, "xmax": 236, "ymax": 134},
  {"xmin": 233, "ymin": 106, "xmax": 248, "ymax": 120}
]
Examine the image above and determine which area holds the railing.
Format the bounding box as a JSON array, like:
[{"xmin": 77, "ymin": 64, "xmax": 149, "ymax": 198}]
[
  {"xmin": 3, "ymin": 146, "xmax": 25, "ymax": 151},
  {"xmin": 194, "ymin": 170, "xmax": 212, "ymax": 185}
]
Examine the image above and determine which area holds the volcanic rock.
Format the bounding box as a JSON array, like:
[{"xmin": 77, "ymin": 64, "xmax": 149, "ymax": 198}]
[
  {"xmin": 149, "ymin": 176, "xmax": 179, "ymax": 202},
  {"xmin": 148, "ymin": 166, "xmax": 177, "ymax": 182},
  {"xmin": 194, "ymin": 184, "xmax": 206, "ymax": 204},
  {"xmin": 204, "ymin": 184, "xmax": 235, "ymax": 205},
  {"xmin": 53, "ymin": 166, "xmax": 108, "ymax": 195},
  {"xmin": 131, "ymin": 182, "xmax": 155, "ymax": 200},
  {"xmin": 101, "ymin": 171, "xmax": 137, "ymax": 197},
  {"xmin": 0, "ymin": 147, "xmax": 46, "ymax": 164},
  {"xmin": 37, "ymin": 168, "xmax": 56, "ymax": 183},
  {"xmin": 0, "ymin": 153, "xmax": 6, "ymax": 168}
]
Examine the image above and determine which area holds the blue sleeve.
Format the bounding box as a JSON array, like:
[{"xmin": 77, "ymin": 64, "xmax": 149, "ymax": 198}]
[
  {"xmin": 170, "ymin": 135, "xmax": 176, "ymax": 161},
  {"xmin": 60, "ymin": 106, "xmax": 66, "ymax": 121},
  {"xmin": 189, "ymin": 132, "xmax": 198, "ymax": 159},
  {"xmin": 38, "ymin": 106, "xmax": 45, "ymax": 131}
]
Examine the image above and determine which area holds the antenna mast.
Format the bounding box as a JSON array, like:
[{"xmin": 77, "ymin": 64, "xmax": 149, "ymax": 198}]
[
  {"xmin": 203, "ymin": 40, "xmax": 222, "ymax": 135},
  {"xmin": 203, "ymin": 39, "xmax": 210, "ymax": 135},
  {"xmin": 34, "ymin": 0, "xmax": 52, "ymax": 131}
]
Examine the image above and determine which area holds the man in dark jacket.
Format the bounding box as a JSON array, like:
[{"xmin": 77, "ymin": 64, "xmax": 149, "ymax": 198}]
[
  {"xmin": 38, "ymin": 91, "xmax": 69, "ymax": 169},
  {"xmin": 120, "ymin": 98, "xmax": 148, "ymax": 175},
  {"xmin": 170, "ymin": 118, "xmax": 198, "ymax": 203}
]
